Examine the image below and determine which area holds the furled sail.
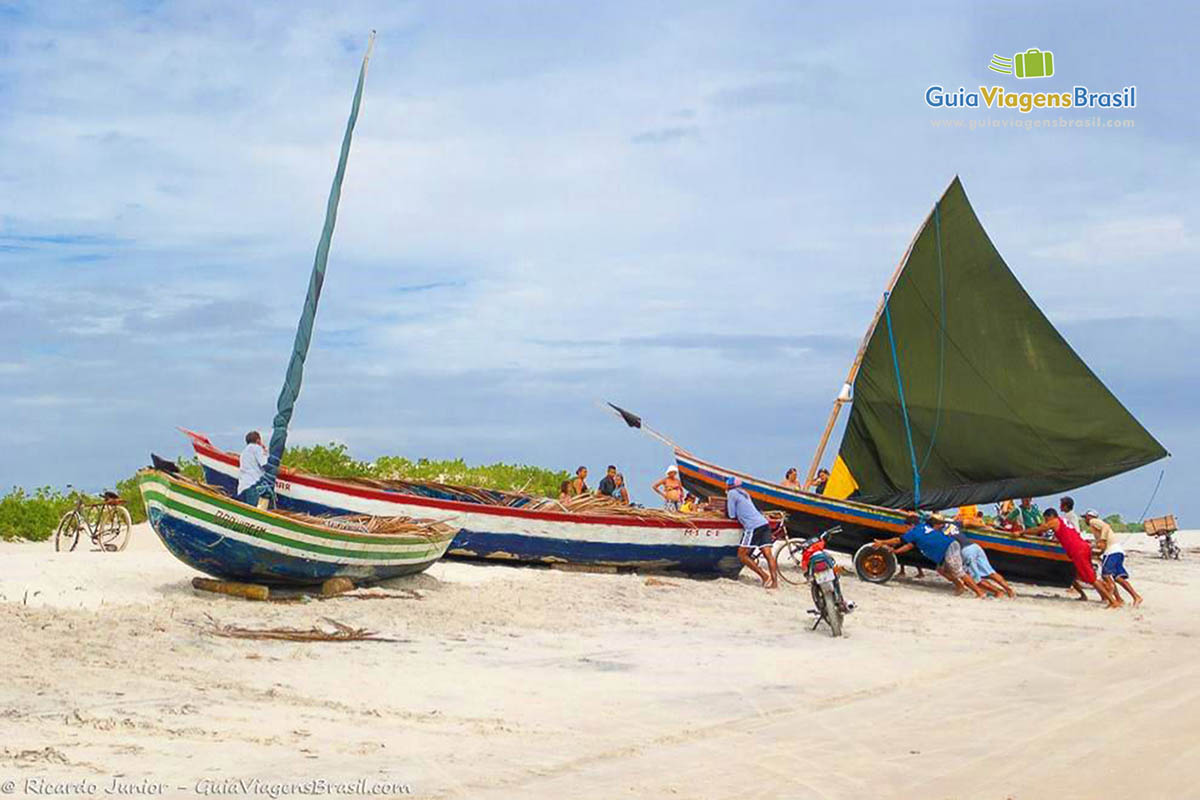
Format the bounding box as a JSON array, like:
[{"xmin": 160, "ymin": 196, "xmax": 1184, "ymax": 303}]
[
  {"xmin": 262, "ymin": 32, "xmax": 375, "ymax": 488},
  {"xmin": 826, "ymin": 177, "xmax": 1167, "ymax": 509}
]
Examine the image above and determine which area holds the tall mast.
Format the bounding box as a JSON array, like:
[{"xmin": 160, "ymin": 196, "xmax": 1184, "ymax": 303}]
[
  {"xmin": 263, "ymin": 31, "xmax": 376, "ymax": 488},
  {"xmin": 803, "ymin": 184, "xmax": 948, "ymax": 485}
]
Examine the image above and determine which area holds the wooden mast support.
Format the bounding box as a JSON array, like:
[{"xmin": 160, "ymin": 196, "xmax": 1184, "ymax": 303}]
[{"xmin": 804, "ymin": 185, "xmax": 949, "ymax": 486}]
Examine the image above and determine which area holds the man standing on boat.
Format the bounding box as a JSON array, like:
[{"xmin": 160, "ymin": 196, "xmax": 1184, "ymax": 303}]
[
  {"xmin": 725, "ymin": 477, "xmax": 779, "ymax": 588},
  {"xmin": 237, "ymin": 431, "xmax": 270, "ymax": 506},
  {"xmin": 653, "ymin": 466, "xmax": 685, "ymax": 511}
]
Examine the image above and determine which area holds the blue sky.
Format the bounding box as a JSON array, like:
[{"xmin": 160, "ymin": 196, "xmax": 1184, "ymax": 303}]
[{"xmin": 2, "ymin": 1, "xmax": 1196, "ymax": 522}]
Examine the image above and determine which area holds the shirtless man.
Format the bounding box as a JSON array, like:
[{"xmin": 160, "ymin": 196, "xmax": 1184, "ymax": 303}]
[
  {"xmin": 1021, "ymin": 509, "xmax": 1120, "ymax": 608},
  {"xmin": 1084, "ymin": 509, "xmax": 1142, "ymax": 606},
  {"xmin": 652, "ymin": 466, "xmax": 685, "ymax": 511}
]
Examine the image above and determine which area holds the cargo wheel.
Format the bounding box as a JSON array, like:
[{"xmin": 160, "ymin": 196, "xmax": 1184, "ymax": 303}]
[{"xmin": 854, "ymin": 544, "xmax": 897, "ymax": 583}]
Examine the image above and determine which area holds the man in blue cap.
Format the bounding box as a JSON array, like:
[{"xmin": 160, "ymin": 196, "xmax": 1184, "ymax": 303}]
[{"xmin": 725, "ymin": 476, "xmax": 779, "ymax": 588}]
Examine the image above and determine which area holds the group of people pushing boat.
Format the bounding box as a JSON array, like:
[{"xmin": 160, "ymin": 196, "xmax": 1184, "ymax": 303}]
[{"xmin": 869, "ymin": 494, "xmax": 1143, "ymax": 608}]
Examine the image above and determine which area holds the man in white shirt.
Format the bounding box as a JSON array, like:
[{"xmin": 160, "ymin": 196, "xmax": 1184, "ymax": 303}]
[
  {"xmin": 1083, "ymin": 509, "xmax": 1142, "ymax": 606},
  {"xmin": 237, "ymin": 431, "xmax": 270, "ymax": 505}
]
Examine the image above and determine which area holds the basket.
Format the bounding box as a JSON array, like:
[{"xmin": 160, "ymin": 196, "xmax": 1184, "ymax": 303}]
[{"xmin": 1143, "ymin": 515, "xmax": 1177, "ymax": 535}]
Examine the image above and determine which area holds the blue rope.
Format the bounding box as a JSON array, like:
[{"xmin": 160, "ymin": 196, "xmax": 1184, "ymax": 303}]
[
  {"xmin": 919, "ymin": 202, "xmax": 946, "ymax": 472},
  {"xmin": 883, "ymin": 292, "xmax": 921, "ymax": 508}
]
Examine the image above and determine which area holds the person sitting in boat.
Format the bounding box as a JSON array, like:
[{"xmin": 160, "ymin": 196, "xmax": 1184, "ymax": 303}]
[
  {"xmin": 803, "ymin": 468, "xmax": 830, "ymax": 494},
  {"xmin": 1059, "ymin": 496, "xmax": 1081, "ymax": 533},
  {"xmin": 598, "ymin": 465, "xmax": 618, "ymax": 497},
  {"xmin": 558, "ymin": 480, "xmax": 572, "ymax": 503},
  {"xmin": 1083, "ymin": 509, "xmax": 1142, "ymax": 607},
  {"xmin": 652, "ymin": 466, "xmax": 685, "ymax": 511},
  {"xmin": 874, "ymin": 514, "xmax": 985, "ymax": 598},
  {"xmin": 680, "ymin": 493, "xmax": 700, "ymax": 513},
  {"xmin": 782, "ymin": 468, "xmax": 801, "ymax": 490},
  {"xmin": 611, "ymin": 473, "xmax": 630, "ymax": 505},
  {"xmin": 567, "ymin": 466, "xmax": 589, "ymax": 496},
  {"xmin": 1018, "ymin": 497, "xmax": 1044, "ymax": 532},
  {"xmin": 1019, "ymin": 509, "xmax": 1121, "ymax": 608},
  {"xmin": 996, "ymin": 500, "xmax": 1022, "ymax": 532},
  {"xmin": 725, "ymin": 476, "xmax": 779, "ymax": 589}
]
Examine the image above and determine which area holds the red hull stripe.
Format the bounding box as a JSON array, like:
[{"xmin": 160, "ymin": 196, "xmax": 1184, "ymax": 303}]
[{"xmin": 194, "ymin": 440, "xmax": 742, "ymax": 531}]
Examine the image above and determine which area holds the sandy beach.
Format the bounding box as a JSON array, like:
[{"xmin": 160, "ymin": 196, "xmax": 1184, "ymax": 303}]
[{"xmin": 2, "ymin": 525, "xmax": 1197, "ymax": 800}]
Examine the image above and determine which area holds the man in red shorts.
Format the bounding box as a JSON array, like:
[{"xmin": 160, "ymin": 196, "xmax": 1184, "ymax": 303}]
[{"xmin": 1020, "ymin": 508, "xmax": 1120, "ymax": 608}]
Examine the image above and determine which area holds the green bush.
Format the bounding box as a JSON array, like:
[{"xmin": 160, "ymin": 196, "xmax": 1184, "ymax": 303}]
[
  {"xmin": 0, "ymin": 447, "xmax": 566, "ymax": 542},
  {"xmin": 0, "ymin": 486, "xmax": 85, "ymax": 542}
]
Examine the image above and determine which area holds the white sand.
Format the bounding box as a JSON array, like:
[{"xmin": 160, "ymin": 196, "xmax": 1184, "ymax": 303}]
[{"xmin": 2, "ymin": 524, "xmax": 1198, "ymax": 799}]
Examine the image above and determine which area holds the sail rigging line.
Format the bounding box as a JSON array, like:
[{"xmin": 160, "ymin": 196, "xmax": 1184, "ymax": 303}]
[
  {"xmin": 1137, "ymin": 469, "xmax": 1165, "ymax": 523},
  {"xmin": 917, "ymin": 201, "xmax": 946, "ymax": 473},
  {"xmin": 882, "ymin": 292, "xmax": 921, "ymax": 507}
]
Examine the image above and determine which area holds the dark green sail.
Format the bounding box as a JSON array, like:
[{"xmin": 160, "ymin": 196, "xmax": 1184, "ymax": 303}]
[
  {"xmin": 263, "ymin": 33, "xmax": 375, "ymax": 487},
  {"xmin": 832, "ymin": 177, "xmax": 1167, "ymax": 509}
]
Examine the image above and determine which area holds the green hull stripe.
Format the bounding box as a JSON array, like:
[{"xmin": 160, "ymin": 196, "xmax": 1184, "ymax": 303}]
[
  {"xmin": 137, "ymin": 473, "xmax": 449, "ymax": 546},
  {"xmin": 141, "ymin": 486, "xmax": 441, "ymax": 562}
]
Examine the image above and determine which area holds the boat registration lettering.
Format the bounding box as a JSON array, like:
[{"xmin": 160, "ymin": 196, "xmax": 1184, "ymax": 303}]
[{"xmin": 214, "ymin": 510, "xmax": 269, "ymax": 537}]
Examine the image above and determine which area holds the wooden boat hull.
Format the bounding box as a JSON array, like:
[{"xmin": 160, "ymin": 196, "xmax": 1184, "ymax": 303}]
[
  {"xmin": 186, "ymin": 433, "xmax": 746, "ymax": 577},
  {"xmin": 675, "ymin": 452, "xmax": 1078, "ymax": 587},
  {"xmin": 138, "ymin": 470, "xmax": 454, "ymax": 586}
]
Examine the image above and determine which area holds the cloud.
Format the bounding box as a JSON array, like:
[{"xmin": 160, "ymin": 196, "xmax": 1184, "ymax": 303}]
[
  {"xmin": 1032, "ymin": 216, "xmax": 1195, "ymax": 264},
  {"xmin": 0, "ymin": 1, "xmax": 1196, "ymax": 520},
  {"xmin": 630, "ymin": 125, "xmax": 700, "ymax": 145}
]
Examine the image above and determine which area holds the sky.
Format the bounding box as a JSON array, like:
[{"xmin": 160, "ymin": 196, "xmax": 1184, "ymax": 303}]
[{"xmin": 2, "ymin": 0, "xmax": 1197, "ymax": 522}]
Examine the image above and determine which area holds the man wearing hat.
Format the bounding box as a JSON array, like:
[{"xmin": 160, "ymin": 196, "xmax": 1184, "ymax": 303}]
[
  {"xmin": 1083, "ymin": 509, "xmax": 1142, "ymax": 606},
  {"xmin": 724, "ymin": 476, "xmax": 779, "ymax": 588}
]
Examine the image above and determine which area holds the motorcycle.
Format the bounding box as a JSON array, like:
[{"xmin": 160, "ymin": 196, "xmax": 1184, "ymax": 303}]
[{"xmin": 801, "ymin": 526, "xmax": 853, "ymax": 637}]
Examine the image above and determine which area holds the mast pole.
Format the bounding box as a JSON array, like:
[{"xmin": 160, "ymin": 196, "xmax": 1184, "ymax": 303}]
[{"xmin": 803, "ymin": 188, "xmax": 943, "ymax": 486}]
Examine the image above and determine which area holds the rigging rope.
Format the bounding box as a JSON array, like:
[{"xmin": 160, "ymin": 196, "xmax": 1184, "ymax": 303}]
[
  {"xmin": 918, "ymin": 202, "xmax": 946, "ymax": 472},
  {"xmin": 1137, "ymin": 469, "xmax": 1165, "ymax": 523},
  {"xmin": 883, "ymin": 292, "xmax": 921, "ymax": 508}
]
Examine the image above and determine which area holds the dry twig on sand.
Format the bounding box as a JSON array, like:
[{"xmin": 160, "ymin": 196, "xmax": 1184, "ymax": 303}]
[{"xmin": 200, "ymin": 613, "xmax": 403, "ymax": 643}]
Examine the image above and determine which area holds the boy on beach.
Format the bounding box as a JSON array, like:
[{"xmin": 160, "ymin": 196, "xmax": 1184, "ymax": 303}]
[
  {"xmin": 875, "ymin": 515, "xmax": 986, "ymax": 598},
  {"xmin": 1020, "ymin": 509, "xmax": 1121, "ymax": 608},
  {"xmin": 1084, "ymin": 509, "xmax": 1143, "ymax": 606}
]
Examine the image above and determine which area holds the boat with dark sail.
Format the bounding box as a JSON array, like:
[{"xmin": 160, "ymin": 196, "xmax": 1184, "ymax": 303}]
[
  {"xmin": 619, "ymin": 177, "xmax": 1168, "ymax": 586},
  {"xmin": 138, "ymin": 33, "xmax": 457, "ymax": 585}
]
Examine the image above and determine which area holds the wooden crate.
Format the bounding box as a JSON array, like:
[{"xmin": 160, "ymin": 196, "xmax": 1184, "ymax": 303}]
[{"xmin": 1143, "ymin": 514, "xmax": 1178, "ymax": 535}]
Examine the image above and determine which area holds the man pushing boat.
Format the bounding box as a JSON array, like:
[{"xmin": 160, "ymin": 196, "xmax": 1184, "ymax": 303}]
[
  {"xmin": 874, "ymin": 514, "xmax": 987, "ymax": 598},
  {"xmin": 1019, "ymin": 509, "xmax": 1121, "ymax": 608},
  {"xmin": 724, "ymin": 477, "xmax": 779, "ymax": 588}
]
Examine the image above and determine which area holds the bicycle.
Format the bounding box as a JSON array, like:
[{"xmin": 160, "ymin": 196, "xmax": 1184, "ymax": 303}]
[{"xmin": 54, "ymin": 487, "xmax": 132, "ymax": 552}]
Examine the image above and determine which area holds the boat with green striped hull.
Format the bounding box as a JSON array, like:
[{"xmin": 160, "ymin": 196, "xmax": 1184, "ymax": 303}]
[{"xmin": 138, "ymin": 470, "xmax": 456, "ymax": 585}]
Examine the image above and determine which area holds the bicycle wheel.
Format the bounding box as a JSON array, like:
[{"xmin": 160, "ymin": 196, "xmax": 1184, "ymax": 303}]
[
  {"xmin": 772, "ymin": 538, "xmax": 807, "ymax": 585},
  {"xmin": 97, "ymin": 506, "xmax": 132, "ymax": 552},
  {"xmin": 55, "ymin": 511, "xmax": 84, "ymax": 552}
]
